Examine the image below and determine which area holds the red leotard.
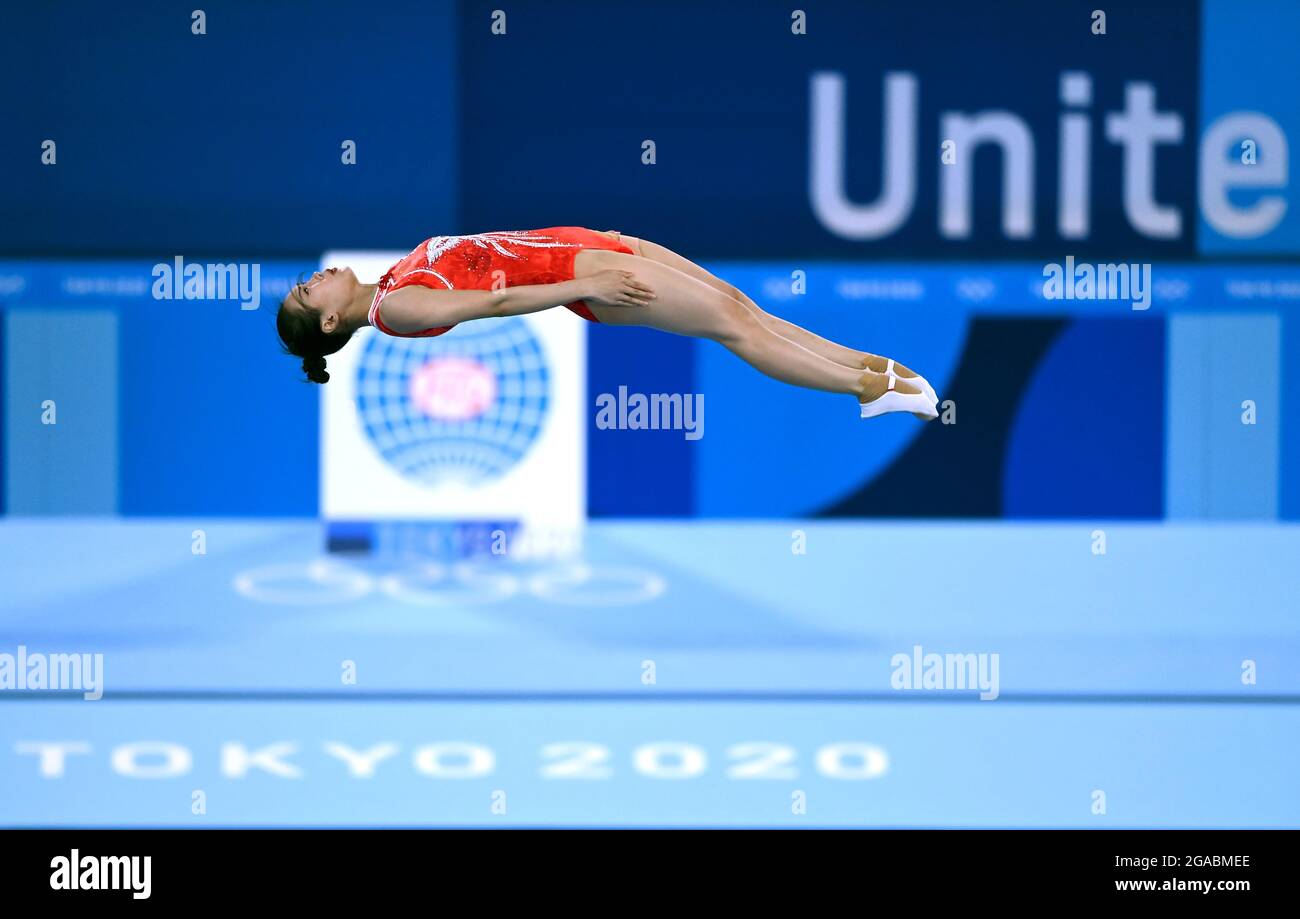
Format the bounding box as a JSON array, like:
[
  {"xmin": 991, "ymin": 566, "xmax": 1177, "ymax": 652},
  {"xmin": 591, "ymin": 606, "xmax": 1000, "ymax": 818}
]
[{"xmin": 367, "ymin": 227, "xmax": 636, "ymax": 337}]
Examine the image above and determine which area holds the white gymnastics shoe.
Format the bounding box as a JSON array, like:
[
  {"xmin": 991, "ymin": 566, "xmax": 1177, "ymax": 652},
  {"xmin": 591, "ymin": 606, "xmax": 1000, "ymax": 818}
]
[
  {"xmin": 884, "ymin": 358, "xmax": 939, "ymax": 406},
  {"xmin": 859, "ymin": 375, "xmax": 939, "ymax": 420}
]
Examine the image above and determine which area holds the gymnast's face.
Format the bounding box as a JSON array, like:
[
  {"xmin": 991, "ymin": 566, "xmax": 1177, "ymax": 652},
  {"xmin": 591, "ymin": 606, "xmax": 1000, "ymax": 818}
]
[{"xmin": 287, "ymin": 267, "xmax": 357, "ymax": 332}]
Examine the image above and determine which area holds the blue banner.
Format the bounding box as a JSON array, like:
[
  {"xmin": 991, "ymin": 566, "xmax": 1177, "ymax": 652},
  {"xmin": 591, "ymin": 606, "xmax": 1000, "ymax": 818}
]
[{"xmin": 460, "ymin": 0, "xmax": 1204, "ymax": 259}]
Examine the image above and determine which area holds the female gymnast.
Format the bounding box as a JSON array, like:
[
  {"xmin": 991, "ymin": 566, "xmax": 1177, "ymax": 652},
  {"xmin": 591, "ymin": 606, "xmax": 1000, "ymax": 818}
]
[{"xmin": 276, "ymin": 227, "xmax": 939, "ymax": 420}]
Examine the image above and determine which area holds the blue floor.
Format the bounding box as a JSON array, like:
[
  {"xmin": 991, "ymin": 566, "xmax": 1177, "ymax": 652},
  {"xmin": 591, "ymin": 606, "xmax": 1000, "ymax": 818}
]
[{"xmin": 1, "ymin": 520, "xmax": 1298, "ymax": 826}]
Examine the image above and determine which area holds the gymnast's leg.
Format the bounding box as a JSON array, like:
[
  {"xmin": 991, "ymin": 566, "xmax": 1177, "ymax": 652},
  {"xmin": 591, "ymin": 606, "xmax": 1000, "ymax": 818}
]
[
  {"xmin": 576, "ymin": 248, "xmax": 934, "ymax": 419},
  {"xmin": 617, "ymin": 233, "xmax": 929, "ymax": 387}
]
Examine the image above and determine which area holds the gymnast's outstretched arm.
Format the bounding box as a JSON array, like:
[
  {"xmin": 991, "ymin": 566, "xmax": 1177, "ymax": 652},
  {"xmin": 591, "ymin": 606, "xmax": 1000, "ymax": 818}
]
[{"xmin": 377, "ymin": 269, "xmax": 655, "ymax": 331}]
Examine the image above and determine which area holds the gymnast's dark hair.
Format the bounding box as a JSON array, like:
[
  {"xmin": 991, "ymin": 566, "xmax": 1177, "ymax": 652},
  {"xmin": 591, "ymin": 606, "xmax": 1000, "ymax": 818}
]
[{"xmin": 275, "ymin": 277, "xmax": 354, "ymax": 384}]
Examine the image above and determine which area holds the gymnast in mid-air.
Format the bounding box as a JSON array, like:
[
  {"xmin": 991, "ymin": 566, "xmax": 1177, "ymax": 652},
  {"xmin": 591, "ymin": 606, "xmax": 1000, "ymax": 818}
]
[{"xmin": 275, "ymin": 227, "xmax": 938, "ymax": 420}]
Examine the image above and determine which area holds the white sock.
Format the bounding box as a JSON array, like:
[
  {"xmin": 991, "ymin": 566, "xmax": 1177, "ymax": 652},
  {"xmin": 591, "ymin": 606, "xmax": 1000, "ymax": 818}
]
[{"xmin": 860, "ymin": 374, "xmax": 938, "ymax": 420}]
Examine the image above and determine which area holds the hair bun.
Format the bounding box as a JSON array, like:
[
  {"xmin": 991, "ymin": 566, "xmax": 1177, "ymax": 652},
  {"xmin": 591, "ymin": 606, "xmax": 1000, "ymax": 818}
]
[{"xmin": 302, "ymin": 355, "xmax": 330, "ymax": 384}]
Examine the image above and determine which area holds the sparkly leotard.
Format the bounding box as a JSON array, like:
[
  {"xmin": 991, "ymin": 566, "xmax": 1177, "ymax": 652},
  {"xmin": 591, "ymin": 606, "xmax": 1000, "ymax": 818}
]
[{"xmin": 368, "ymin": 227, "xmax": 635, "ymax": 337}]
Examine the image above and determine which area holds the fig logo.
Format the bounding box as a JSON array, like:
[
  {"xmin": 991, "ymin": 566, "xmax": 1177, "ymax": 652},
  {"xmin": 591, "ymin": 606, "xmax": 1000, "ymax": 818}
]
[{"xmin": 410, "ymin": 357, "xmax": 496, "ymax": 421}]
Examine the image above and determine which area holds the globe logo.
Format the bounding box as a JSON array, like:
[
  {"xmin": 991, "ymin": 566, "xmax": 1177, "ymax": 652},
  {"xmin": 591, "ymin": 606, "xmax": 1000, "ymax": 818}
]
[{"xmin": 355, "ymin": 316, "xmax": 550, "ymax": 486}]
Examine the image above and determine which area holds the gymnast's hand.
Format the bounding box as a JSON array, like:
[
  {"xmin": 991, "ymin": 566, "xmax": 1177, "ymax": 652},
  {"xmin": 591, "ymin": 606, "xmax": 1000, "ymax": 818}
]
[{"xmin": 582, "ymin": 269, "xmax": 656, "ymax": 307}]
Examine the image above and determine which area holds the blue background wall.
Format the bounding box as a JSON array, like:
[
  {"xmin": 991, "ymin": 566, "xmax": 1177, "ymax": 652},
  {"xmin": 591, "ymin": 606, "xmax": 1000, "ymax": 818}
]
[
  {"xmin": 0, "ymin": 1, "xmax": 457, "ymax": 256},
  {"xmin": 0, "ymin": 0, "xmax": 1252, "ymax": 260}
]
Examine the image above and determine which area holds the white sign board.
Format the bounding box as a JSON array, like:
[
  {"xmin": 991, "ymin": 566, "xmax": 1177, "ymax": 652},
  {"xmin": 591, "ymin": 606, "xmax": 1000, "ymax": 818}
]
[{"xmin": 319, "ymin": 250, "xmax": 586, "ymax": 541}]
